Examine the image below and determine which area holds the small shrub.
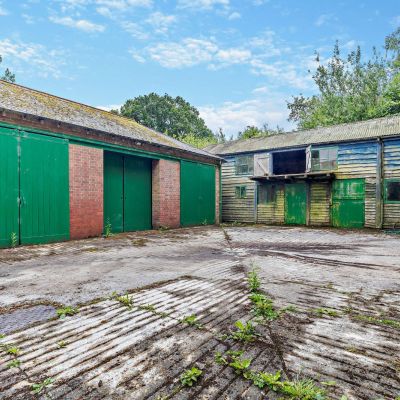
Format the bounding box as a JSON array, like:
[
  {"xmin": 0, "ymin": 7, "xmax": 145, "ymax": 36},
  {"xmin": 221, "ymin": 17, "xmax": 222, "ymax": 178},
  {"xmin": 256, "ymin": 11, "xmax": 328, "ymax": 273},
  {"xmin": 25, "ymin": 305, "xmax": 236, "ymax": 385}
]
[
  {"xmin": 104, "ymin": 219, "xmax": 112, "ymax": 238},
  {"xmin": 281, "ymin": 378, "xmax": 326, "ymax": 399},
  {"xmin": 247, "ymin": 267, "xmax": 261, "ymax": 293},
  {"xmin": 180, "ymin": 367, "xmax": 202, "ymax": 387},
  {"xmin": 10, "ymin": 232, "xmax": 18, "ymax": 248},
  {"xmin": 230, "ymin": 320, "xmax": 256, "ymax": 342},
  {"xmin": 56, "ymin": 306, "xmax": 79, "ymax": 319},
  {"xmin": 251, "ymin": 370, "xmax": 281, "ymax": 390},
  {"xmin": 229, "ymin": 356, "xmax": 252, "ymax": 375},
  {"xmin": 249, "ymin": 293, "xmax": 279, "ymax": 321},
  {"xmin": 31, "ymin": 378, "xmax": 55, "ymax": 394}
]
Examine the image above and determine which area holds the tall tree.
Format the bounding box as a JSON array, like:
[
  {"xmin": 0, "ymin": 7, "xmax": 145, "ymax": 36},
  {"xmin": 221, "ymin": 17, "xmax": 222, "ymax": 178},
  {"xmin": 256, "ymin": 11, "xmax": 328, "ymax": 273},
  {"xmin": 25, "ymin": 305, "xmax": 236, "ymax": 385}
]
[
  {"xmin": 287, "ymin": 27, "xmax": 400, "ymax": 130},
  {"xmin": 237, "ymin": 123, "xmax": 284, "ymax": 140},
  {"xmin": 119, "ymin": 93, "xmax": 214, "ymax": 140},
  {"xmin": 0, "ymin": 55, "xmax": 15, "ymax": 83}
]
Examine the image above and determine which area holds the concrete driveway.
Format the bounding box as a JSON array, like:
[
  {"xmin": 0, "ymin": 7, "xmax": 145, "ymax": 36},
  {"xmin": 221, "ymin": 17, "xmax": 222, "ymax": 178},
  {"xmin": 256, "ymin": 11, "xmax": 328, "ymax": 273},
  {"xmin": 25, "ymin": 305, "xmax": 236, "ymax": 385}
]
[{"xmin": 0, "ymin": 226, "xmax": 399, "ymax": 399}]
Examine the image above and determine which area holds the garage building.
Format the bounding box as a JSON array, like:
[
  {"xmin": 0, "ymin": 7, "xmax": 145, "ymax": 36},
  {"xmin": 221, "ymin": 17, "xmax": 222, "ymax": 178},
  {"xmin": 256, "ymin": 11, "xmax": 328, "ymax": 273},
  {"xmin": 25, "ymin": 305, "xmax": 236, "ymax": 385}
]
[
  {"xmin": 206, "ymin": 116, "xmax": 400, "ymax": 229},
  {"xmin": 0, "ymin": 81, "xmax": 221, "ymax": 248}
]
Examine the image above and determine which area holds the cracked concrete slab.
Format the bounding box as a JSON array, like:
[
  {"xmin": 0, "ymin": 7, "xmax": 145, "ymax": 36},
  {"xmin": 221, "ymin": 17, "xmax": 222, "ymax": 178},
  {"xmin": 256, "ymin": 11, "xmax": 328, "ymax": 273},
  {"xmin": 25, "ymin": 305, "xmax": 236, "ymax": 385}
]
[{"xmin": 0, "ymin": 225, "xmax": 399, "ymax": 399}]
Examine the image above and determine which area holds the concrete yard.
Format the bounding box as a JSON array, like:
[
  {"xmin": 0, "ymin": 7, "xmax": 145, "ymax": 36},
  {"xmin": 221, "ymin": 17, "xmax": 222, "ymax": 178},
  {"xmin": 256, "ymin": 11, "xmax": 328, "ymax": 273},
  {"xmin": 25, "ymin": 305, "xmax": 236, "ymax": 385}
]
[{"xmin": 0, "ymin": 226, "xmax": 399, "ymax": 399}]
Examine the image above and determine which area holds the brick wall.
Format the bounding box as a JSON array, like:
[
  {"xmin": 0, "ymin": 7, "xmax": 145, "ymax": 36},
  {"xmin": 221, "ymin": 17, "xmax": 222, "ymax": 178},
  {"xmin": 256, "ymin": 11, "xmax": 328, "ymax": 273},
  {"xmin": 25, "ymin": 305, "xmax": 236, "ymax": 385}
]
[
  {"xmin": 215, "ymin": 166, "xmax": 220, "ymax": 224},
  {"xmin": 152, "ymin": 159, "xmax": 180, "ymax": 229},
  {"xmin": 69, "ymin": 144, "xmax": 104, "ymax": 239}
]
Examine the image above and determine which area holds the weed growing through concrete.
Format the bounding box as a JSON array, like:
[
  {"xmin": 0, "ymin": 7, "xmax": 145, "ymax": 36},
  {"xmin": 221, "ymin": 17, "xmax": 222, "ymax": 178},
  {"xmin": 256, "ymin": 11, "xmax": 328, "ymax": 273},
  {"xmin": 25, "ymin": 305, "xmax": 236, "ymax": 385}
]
[
  {"xmin": 0, "ymin": 333, "xmax": 5, "ymax": 339},
  {"xmin": 114, "ymin": 293, "xmax": 134, "ymax": 310},
  {"xmin": 7, "ymin": 359, "xmax": 21, "ymax": 369},
  {"xmin": 248, "ymin": 267, "xmax": 261, "ymax": 292},
  {"xmin": 229, "ymin": 320, "xmax": 257, "ymax": 342},
  {"xmin": 352, "ymin": 313, "xmax": 400, "ymax": 329},
  {"xmin": 179, "ymin": 366, "xmax": 203, "ymax": 387},
  {"xmin": 180, "ymin": 314, "xmax": 203, "ymax": 329},
  {"xmin": 311, "ymin": 308, "xmax": 340, "ymax": 318},
  {"xmin": 57, "ymin": 340, "xmax": 68, "ymax": 349},
  {"xmin": 138, "ymin": 304, "xmax": 156, "ymax": 312},
  {"xmin": 31, "ymin": 378, "xmax": 55, "ymax": 394},
  {"xmin": 104, "ymin": 219, "xmax": 113, "ymax": 238},
  {"xmin": 6, "ymin": 346, "xmax": 20, "ymax": 356},
  {"xmin": 10, "ymin": 232, "xmax": 18, "ymax": 248},
  {"xmin": 56, "ymin": 306, "xmax": 79, "ymax": 319},
  {"xmin": 249, "ymin": 292, "xmax": 279, "ymax": 321}
]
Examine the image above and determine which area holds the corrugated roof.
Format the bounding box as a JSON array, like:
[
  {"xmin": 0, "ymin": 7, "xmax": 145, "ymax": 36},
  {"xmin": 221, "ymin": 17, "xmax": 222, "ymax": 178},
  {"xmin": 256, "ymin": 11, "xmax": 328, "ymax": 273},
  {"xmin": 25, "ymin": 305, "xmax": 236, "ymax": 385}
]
[
  {"xmin": 206, "ymin": 115, "xmax": 400, "ymax": 155},
  {"xmin": 0, "ymin": 80, "xmax": 219, "ymax": 160}
]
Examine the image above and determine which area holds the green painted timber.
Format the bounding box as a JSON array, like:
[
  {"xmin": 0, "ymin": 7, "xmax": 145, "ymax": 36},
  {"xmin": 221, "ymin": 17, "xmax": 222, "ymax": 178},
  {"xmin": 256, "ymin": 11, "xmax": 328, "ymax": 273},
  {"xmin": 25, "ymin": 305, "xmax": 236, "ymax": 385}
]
[
  {"xmin": 104, "ymin": 152, "xmax": 124, "ymax": 233},
  {"xmin": 19, "ymin": 131, "xmax": 69, "ymax": 245},
  {"xmin": 332, "ymin": 178, "xmax": 365, "ymax": 228},
  {"xmin": 284, "ymin": 182, "xmax": 307, "ymax": 225},
  {"xmin": 181, "ymin": 160, "xmax": 216, "ymax": 226},
  {"xmin": 0, "ymin": 127, "xmax": 19, "ymax": 248},
  {"xmin": 124, "ymin": 156, "xmax": 152, "ymax": 231},
  {"xmin": 104, "ymin": 152, "xmax": 152, "ymax": 233}
]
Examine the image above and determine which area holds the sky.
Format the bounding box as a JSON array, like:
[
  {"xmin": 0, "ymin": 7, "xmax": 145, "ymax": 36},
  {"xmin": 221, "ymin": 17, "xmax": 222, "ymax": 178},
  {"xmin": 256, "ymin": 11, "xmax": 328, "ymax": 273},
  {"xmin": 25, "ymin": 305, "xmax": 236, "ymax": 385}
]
[{"xmin": 0, "ymin": 0, "xmax": 399, "ymax": 137}]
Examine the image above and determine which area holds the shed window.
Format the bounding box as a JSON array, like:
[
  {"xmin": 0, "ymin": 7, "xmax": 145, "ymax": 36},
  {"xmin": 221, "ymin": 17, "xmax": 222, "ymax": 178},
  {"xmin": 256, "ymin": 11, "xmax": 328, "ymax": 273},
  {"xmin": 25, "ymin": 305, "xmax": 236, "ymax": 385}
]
[
  {"xmin": 385, "ymin": 180, "xmax": 400, "ymax": 202},
  {"xmin": 235, "ymin": 186, "xmax": 247, "ymax": 199},
  {"xmin": 235, "ymin": 155, "xmax": 254, "ymax": 175},
  {"xmin": 258, "ymin": 185, "xmax": 276, "ymax": 204},
  {"xmin": 311, "ymin": 147, "xmax": 338, "ymax": 171}
]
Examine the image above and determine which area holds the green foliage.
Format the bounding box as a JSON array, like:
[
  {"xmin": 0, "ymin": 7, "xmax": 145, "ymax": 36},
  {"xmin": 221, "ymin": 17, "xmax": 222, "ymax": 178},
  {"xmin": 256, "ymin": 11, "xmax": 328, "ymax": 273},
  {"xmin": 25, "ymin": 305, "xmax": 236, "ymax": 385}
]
[
  {"xmin": 247, "ymin": 268, "xmax": 261, "ymax": 293},
  {"xmin": 287, "ymin": 27, "xmax": 400, "ymax": 130},
  {"xmin": 229, "ymin": 355, "xmax": 252, "ymax": 375},
  {"xmin": 104, "ymin": 219, "xmax": 113, "ymax": 238},
  {"xmin": 238, "ymin": 124, "xmax": 284, "ymax": 140},
  {"xmin": 180, "ymin": 314, "xmax": 203, "ymax": 329},
  {"xmin": 249, "ymin": 293, "xmax": 279, "ymax": 321},
  {"xmin": 0, "ymin": 333, "xmax": 5, "ymax": 339},
  {"xmin": 251, "ymin": 370, "xmax": 282, "ymax": 390},
  {"xmin": 31, "ymin": 378, "xmax": 55, "ymax": 394},
  {"xmin": 114, "ymin": 293, "xmax": 134, "ymax": 310},
  {"xmin": 10, "ymin": 232, "xmax": 18, "ymax": 248},
  {"xmin": 179, "ymin": 132, "xmax": 218, "ymax": 149},
  {"xmin": 179, "ymin": 366, "xmax": 202, "ymax": 387},
  {"xmin": 6, "ymin": 346, "xmax": 20, "ymax": 355},
  {"xmin": 119, "ymin": 93, "xmax": 214, "ymax": 141},
  {"xmin": 353, "ymin": 313, "xmax": 400, "ymax": 329},
  {"xmin": 7, "ymin": 359, "xmax": 21, "ymax": 369},
  {"xmin": 280, "ymin": 378, "xmax": 326, "ymax": 400},
  {"xmin": 229, "ymin": 320, "xmax": 256, "ymax": 342},
  {"xmin": 56, "ymin": 306, "xmax": 79, "ymax": 319},
  {"xmin": 0, "ymin": 55, "xmax": 15, "ymax": 83},
  {"xmin": 311, "ymin": 308, "xmax": 339, "ymax": 318},
  {"xmin": 57, "ymin": 340, "xmax": 68, "ymax": 349}
]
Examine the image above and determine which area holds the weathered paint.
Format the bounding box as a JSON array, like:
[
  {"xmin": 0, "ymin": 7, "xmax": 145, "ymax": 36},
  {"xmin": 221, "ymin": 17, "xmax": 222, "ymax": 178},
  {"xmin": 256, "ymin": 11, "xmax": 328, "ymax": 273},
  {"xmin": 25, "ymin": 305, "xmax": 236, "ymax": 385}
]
[
  {"xmin": 284, "ymin": 183, "xmax": 307, "ymax": 225},
  {"xmin": 383, "ymin": 139, "xmax": 400, "ymax": 228},
  {"xmin": 309, "ymin": 182, "xmax": 331, "ymax": 226},
  {"xmin": 332, "ymin": 179, "xmax": 365, "ymax": 228},
  {"xmin": 257, "ymin": 183, "xmax": 284, "ymax": 224},
  {"xmin": 180, "ymin": 160, "xmax": 216, "ymax": 226},
  {"xmin": 0, "ymin": 127, "xmax": 19, "ymax": 248}
]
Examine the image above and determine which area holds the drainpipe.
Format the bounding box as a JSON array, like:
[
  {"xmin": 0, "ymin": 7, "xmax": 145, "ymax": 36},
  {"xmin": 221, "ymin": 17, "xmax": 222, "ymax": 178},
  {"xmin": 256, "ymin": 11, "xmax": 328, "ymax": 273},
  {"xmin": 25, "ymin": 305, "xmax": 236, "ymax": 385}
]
[{"xmin": 376, "ymin": 138, "xmax": 384, "ymax": 229}]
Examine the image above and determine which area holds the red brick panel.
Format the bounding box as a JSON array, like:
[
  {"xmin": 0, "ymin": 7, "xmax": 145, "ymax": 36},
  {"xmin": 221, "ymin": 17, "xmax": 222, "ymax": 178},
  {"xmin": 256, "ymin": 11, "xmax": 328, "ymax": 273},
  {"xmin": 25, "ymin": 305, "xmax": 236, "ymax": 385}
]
[
  {"xmin": 69, "ymin": 144, "xmax": 104, "ymax": 239},
  {"xmin": 215, "ymin": 167, "xmax": 220, "ymax": 224},
  {"xmin": 152, "ymin": 159, "xmax": 180, "ymax": 229}
]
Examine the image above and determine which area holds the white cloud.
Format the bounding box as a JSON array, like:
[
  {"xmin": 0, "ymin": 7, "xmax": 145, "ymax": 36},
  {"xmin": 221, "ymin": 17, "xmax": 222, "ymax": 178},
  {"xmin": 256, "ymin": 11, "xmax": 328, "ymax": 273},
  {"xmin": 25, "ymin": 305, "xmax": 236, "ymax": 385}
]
[
  {"xmin": 129, "ymin": 49, "xmax": 146, "ymax": 63},
  {"xmin": 0, "ymin": 1, "xmax": 8, "ymax": 16},
  {"xmin": 177, "ymin": 0, "xmax": 229, "ymax": 11},
  {"xmin": 0, "ymin": 38, "xmax": 66, "ymax": 78},
  {"xmin": 252, "ymin": 86, "xmax": 268, "ymax": 94},
  {"xmin": 22, "ymin": 14, "xmax": 35, "ymax": 24},
  {"xmin": 215, "ymin": 48, "xmax": 251, "ymax": 63},
  {"xmin": 121, "ymin": 21, "xmax": 148, "ymax": 39},
  {"xmin": 146, "ymin": 12, "xmax": 177, "ymax": 34},
  {"xmin": 315, "ymin": 13, "xmax": 335, "ymax": 27},
  {"xmin": 95, "ymin": 0, "xmax": 152, "ymax": 9},
  {"xmin": 97, "ymin": 104, "xmax": 122, "ymax": 111},
  {"xmin": 228, "ymin": 11, "xmax": 241, "ymax": 20},
  {"xmin": 49, "ymin": 15, "xmax": 105, "ymax": 32},
  {"xmin": 199, "ymin": 97, "xmax": 293, "ymax": 137}
]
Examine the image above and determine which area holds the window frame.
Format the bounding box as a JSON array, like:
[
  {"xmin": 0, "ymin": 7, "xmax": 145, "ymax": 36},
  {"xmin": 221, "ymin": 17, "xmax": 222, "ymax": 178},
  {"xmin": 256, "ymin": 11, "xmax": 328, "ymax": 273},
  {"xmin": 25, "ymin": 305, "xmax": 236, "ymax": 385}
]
[
  {"xmin": 311, "ymin": 146, "xmax": 338, "ymax": 172},
  {"xmin": 257, "ymin": 184, "xmax": 276, "ymax": 205},
  {"xmin": 235, "ymin": 185, "xmax": 247, "ymax": 199},
  {"xmin": 384, "ymin": 179, "xmax": 400, "ymax": 203},
  {"xmin": 235, "ymin": 155, "xmax": 254, "ymax": 176}
]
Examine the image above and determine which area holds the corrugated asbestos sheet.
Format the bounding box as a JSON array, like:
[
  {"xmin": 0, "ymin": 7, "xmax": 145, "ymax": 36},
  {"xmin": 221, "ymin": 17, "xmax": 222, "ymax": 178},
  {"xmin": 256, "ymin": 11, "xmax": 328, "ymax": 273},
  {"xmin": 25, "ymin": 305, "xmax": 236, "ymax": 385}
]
[
  {"xmin": 206, "ymin": 116, "xmax": 400, "ymax": 156},
  {"xmin": 221, "ymin": 156, "xmax": 255, "ymax": 223},
  {"xmin": 383, "ymin": 139, "xmax": 400, "ymax": 228},
  {"xmin": 0, "ymin": 81, "xmax": 217, "ymax": 159}
]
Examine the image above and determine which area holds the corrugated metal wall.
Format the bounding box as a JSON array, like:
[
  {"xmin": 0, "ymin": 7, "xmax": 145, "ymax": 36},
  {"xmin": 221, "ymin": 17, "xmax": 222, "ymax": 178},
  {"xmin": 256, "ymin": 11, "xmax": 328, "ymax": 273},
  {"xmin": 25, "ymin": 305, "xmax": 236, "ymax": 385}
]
[
  {"xmin": 383, "ymin": 139, "xmax": 400, "ymax": 228},
  {"xmin": 221, "ymin": 156, "xmax": 255, "ymax": 223}
]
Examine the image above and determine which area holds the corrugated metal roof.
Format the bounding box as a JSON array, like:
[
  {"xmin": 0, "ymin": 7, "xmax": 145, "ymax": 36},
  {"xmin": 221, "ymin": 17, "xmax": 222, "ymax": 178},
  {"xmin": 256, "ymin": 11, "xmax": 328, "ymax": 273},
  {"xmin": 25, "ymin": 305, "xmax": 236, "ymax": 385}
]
[
  {"xmin": 206, "ymin": 115, "xmax": 400, "ymax": 155},
  {"xmin": 0, "ymin": 80, "xmax": 219, "ymax": 160}
]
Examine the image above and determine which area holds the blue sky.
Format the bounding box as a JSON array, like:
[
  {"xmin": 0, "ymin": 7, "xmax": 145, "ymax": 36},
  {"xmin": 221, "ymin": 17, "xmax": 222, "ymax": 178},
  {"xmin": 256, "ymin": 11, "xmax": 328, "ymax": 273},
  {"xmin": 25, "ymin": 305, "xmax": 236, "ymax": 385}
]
[{"xmin": 0, "ymin": 0, "xmax": 399, "ymax": 136}]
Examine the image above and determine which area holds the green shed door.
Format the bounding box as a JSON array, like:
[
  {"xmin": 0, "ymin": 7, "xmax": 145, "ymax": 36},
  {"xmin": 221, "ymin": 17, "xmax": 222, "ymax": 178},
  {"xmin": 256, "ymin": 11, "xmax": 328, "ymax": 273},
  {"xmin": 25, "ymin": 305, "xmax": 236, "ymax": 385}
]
[
  {"xmin": 332, "ymin": 179, "xmax": 365, "ymax": 228},
  {"xmin": 0, "ymin": 128, "xmax": 19, "ymax": 248},
  {"xmin": 285, "ymin": 183, "xmax": 307, "ymax": 225},
  {"xmin": 181, "ymin": 161, "xmax": 216, "ymax": 226},
  {"xmin": 19, "ymin": 132, "xmax": 69, "ymax": 245},
  {"xmin": 104, "ymin": 152, "xmax": 124, "ymax": 233},
  {"xmin": 124, "ymin": 156, "xmax": 152, "ymax": 231}
]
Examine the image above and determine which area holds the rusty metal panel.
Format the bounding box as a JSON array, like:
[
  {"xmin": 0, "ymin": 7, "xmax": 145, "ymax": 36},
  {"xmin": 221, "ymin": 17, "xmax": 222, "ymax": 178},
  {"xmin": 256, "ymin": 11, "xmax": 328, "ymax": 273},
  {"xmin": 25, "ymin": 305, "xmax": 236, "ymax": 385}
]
[{"xmin": 309, "ymin": 182, "xmax": 330, "ymax": 226}]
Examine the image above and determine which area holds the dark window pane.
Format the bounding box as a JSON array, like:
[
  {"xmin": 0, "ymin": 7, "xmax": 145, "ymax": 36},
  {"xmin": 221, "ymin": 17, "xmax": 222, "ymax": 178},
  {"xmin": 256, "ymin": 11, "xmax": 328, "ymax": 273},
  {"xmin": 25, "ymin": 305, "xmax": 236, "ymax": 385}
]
[
  {"xmin": 387, "ymin": 181, "xmax": 400, "ymax": 201},
  {"xmin": 235, "ymin": 155, "xmax": 254, "ymax": 175},
  {"xmin": 257, "ymin": 185, "xmax": 275, "ymax": 204}
]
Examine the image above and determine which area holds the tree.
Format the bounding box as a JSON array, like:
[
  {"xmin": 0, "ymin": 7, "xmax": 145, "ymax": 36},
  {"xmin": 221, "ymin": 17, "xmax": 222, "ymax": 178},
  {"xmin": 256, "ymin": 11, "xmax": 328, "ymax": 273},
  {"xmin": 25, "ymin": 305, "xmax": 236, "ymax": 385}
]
[
  {"xmin": 287, "ymin": 27, "xmax": 400, "ymax": 130},
  {"xmin": 0, "ymin": 55, "xmax": 15, "ymax": 83},
  {"xmin": 237, "ymin": 123, "xmax": 284, "ymax": 140},
  {"xmin": 119, "ymin": 93, "xmax": 214, "ymax": 140}
]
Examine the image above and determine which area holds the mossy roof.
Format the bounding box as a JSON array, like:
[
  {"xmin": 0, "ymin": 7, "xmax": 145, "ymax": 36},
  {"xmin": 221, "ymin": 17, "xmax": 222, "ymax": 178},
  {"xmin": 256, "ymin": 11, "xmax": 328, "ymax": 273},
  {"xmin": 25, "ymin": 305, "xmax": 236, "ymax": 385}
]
[
  {"xmin": 0, "ymin": 80, "xmax": 219, "ymax": 160},
  {"xmin": 206, "ymin": 115, "xmax": 400, "ymax": 155}
]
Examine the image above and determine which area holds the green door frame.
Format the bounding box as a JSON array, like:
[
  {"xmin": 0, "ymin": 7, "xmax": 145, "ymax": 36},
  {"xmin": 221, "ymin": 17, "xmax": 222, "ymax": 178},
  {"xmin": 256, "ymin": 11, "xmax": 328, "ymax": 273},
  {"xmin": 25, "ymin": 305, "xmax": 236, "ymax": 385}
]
[{"xmin": 284, "ymin": 182, "xmax": 307, "ymax": 225}]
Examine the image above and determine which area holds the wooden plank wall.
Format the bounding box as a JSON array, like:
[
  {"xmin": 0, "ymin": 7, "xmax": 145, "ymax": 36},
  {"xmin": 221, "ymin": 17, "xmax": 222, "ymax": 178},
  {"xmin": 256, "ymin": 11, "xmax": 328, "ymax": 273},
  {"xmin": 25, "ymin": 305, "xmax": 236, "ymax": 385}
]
[
  {"xmin": 336, "ymin": 142, "xmax": 378, "ymax": 228},
  {"xmin": 383, "ymin": 139, "xmax": 400, "ymax": 228},
  {"xmin": 309, "ymin": 182, "xmax": 331, "ymax": 226},
  {"xmin": 256, "ymin": 184, "xmax": 285, "ymax": 224},
  {"xmin": 221, "ymin": 156, "xmax": 256, "ymax": 222}
]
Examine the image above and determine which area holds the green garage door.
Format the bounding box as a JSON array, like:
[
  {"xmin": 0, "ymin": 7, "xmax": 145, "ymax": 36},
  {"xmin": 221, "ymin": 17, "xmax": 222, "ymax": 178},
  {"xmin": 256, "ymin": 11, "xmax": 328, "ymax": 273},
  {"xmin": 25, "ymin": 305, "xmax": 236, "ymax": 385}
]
[
  {"xmin": 181, "ymin": 160, "xmax": 216, "ymax": 226},
  {"xmin": 285, "ymin": 182, "xmax": 307, "ymax": 225},
  {"xmin": 0, "ymin": 127, "xmax": 19, "ymax": 248},
  {"xmin": 104, "ymin": 152, "xmax": 152, "ymax": 233},
  {"xmin": 332, "ymin": 179, "xmax": 365, "ymax": 228},
  {"xmin": 0, "ymin": 128, "xmax": 70, "ymax": 247}
]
